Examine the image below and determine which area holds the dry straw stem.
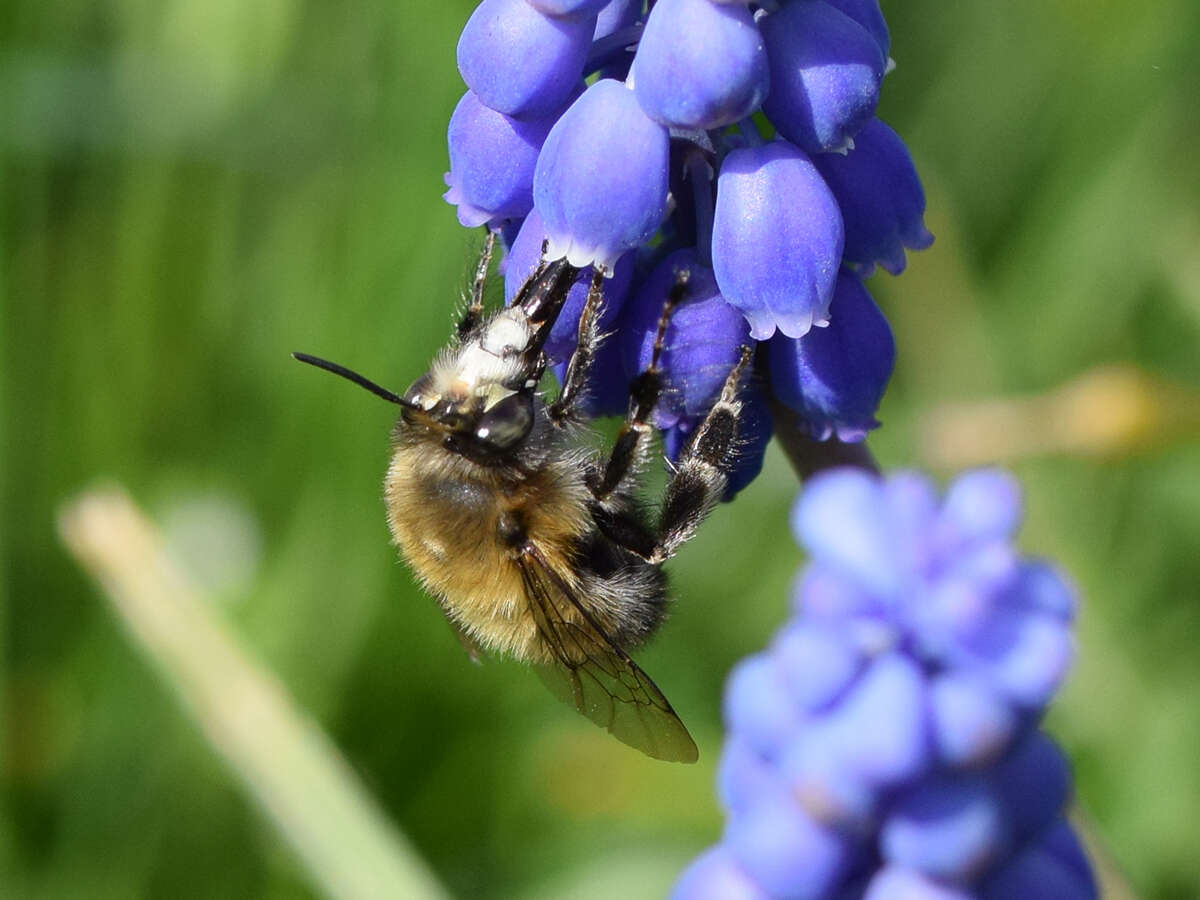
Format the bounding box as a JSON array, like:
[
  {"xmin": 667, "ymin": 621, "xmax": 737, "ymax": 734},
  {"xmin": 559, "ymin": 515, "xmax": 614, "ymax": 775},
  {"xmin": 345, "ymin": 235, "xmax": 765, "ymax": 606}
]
[
  {"xmin": 58, "ymin": 486, "xmax": 450, "ymax": 900},
  {"xmin": 920, "ymin": 363, "xmax": 1200, "ymax": 469},
  {"xmin": 1071, "ymin": 807, "xmax": 1138, "ymax": 900}
]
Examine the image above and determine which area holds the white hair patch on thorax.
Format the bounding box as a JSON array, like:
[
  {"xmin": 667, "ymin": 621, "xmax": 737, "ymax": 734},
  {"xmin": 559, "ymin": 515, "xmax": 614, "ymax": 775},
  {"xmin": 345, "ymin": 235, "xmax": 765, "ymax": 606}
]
[
  {"xmin": 453, "ymin": 310, "xmax": 534, "ymax": 392},
  {"xmin": 481, "ymin": 312, "xmax": 531, "ymax": 355}
]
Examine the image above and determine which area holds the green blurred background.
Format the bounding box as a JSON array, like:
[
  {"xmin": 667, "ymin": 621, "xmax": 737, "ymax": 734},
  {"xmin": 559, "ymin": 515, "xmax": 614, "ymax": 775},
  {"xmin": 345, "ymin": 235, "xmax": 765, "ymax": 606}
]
[{"xmin": 3, "ymin": 0, "xmax": 1199, "ymax": 897}]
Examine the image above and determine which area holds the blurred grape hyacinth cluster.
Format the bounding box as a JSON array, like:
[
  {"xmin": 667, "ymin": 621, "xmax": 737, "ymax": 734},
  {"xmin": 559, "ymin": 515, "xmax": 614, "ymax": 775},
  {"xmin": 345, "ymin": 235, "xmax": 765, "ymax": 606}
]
[
  {"xmin": 445, "ymin": 0, "xmax": 932, "ymax": 492},
  {"xmin": 672, "ymin": 469, "xmax": 1096, "ymax": 899}
]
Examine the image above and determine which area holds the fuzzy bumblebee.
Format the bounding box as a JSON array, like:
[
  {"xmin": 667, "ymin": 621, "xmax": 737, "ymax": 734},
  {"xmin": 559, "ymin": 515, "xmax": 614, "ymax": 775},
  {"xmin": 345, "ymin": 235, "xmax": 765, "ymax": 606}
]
[{"xmin": 296, "ymin": 235, "xmax": 752, "ymax": 762}]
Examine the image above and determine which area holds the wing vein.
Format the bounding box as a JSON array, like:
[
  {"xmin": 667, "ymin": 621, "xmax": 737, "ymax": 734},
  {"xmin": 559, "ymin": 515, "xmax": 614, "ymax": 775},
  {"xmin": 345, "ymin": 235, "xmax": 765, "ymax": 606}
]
[{"xmin": 516, "ymin": 544, "xmax": 698, "ymax": 763}]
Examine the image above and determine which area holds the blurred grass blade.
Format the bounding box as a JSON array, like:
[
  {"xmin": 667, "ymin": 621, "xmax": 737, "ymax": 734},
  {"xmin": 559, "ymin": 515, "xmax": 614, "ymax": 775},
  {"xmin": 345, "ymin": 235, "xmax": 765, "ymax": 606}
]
[{"xmin": 57, "ymin": 485, "xmax": 450, "ymax": 900}]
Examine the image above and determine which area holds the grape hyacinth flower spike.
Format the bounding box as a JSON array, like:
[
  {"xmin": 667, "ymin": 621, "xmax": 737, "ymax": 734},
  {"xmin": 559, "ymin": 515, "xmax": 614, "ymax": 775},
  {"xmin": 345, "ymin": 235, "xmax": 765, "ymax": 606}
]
[
  {"xmin": 673, "ymin": 469, "xmax": 1097, "ymax": 899},
  {"xmin": 445, "ymin": 0, "xmax": 932, "ymax": 482}
]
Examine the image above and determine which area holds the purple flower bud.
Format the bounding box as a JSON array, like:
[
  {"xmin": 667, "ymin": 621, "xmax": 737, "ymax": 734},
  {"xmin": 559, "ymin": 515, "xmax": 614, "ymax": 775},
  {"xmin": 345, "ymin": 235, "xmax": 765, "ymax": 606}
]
[
  {"xmin": 966, "ymin": 609, "xmax": 1074, "ymax": 709},
  {"xmin": 760, "ymin": 0, "xmax": 886, "ymax": 154},
  {"xmin": 718, "ymin": 736, "xmax": 786, "ymax": 816},
  {"xmin": 780, "ymin": 729, "xmax": 877, "ymax": 827},
  {"xmin": 631, "ymin": 0, "xmax": 769, "ymax": 129},
  {"xmin": 794, "ymin": 564, "xmax": 881, "ymax": 621},
  {"xmin": 989, "ymin": 733, "xmax": 1071, "ymax": 841},
  {"xmin": 444, "ymin": 90, "xmax": 567, "ymax": 228},
  {"xmin": 726, "ymin": 795, "xmax": 855, "ymax": 899},
  {"xmin": 1007, "ymin": 562, "xmax": 1077, "ymax": 621},
  {"xmin": 812, "ymin": 118, "xmax": 934, "ymax": 275},
  {"xmin": 865, "ymin": 867, "xmax": 974, "ymax": 900},
  {"xmin": 768, "ymin": 271, "xmax": 895, "ymax": 442},
  {"xmin": 724, "ymin": 654, "xmax": 802, "ymax": 758},
  {"xmin": 621, "ymin": 249, "xmax": 750, "ymax": 428},
  {"xmin": 830, "ymin": 652, "xmax": 930, "ymax": 789},
  {"xmin": 792, "ymin": 469, "xmax": 900, "ymax": 599},
  {"xmin": 533, "ymin": 79, "xmax": 670, "ymax": 271},
  {"xmin": 981, "ymin": 845, "xmax": 1097, "ymax": 900},
  {"xmin": 772, "ymin": 620, "xmax": 862, "ymax": 713},
  {"xmin": 526, "ymin": 0, "xmax": 609, "ymax": 15},
  {"xmin": 882, "ymin": 472, "xmax": 939, "ymax": 573},
  {"xmin": 1039, "ymin": 817, "xmax": 1097, "ymax": 887},
  {"xmin": 823, "ymin": 0, "xmax": 890, "ymax": 60},
  {"xmin": 914, "ymin": 570, "xmax": 1001, "ymax": 659},
  {"xmin": 939, "ymin": 468, "xmax": 1022, "ymax": 546},
  {"xmin": 712, "ymin": 141, "xmax": 844, "ymax": 340},
  {"xmin": 504, "ymin": 207, "xmax": 634, "ymax": 361},
  {"xmin": 930, "ymin": 672, "xmax": 1017, "ymax": 767},
  {"xmin": 457, "ymin": 0, "xmax": 595, "ymax": 117},
  {"xmin": 672, "ymin": 846, "xmax": 770, "ymax": 900},
  {"xmin": 882, "ymin": 775, "xmax": 1006, "ymax": 881}
]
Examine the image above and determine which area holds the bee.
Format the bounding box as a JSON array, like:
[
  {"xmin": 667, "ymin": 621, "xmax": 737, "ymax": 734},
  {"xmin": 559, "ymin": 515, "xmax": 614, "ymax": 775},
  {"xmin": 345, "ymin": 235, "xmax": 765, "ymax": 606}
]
[{"xmin": 295, "ymin": 233, "xmax": 751, "ymax": 762}]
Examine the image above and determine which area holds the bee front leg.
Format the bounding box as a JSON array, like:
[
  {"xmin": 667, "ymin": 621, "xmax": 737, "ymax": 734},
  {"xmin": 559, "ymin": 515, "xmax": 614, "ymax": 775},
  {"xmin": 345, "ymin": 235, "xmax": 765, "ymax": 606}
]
[{"xmin": 455, "ymin": 229, "xmax": 496, "ymax": 342}]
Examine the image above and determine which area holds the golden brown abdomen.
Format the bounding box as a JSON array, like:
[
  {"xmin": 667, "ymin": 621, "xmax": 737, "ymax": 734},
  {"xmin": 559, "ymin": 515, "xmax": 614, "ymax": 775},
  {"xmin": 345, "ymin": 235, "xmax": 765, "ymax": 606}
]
[{"xmin": 384, "ymin": 442, "xmax": 591, "ymax": 662}]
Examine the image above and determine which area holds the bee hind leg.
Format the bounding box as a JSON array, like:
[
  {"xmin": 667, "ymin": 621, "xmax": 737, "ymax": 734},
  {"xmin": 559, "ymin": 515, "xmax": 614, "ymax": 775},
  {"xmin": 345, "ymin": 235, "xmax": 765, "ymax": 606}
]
[{"xmin": 647, "ymin": 345, "xmax": 752, "ymax": 564}]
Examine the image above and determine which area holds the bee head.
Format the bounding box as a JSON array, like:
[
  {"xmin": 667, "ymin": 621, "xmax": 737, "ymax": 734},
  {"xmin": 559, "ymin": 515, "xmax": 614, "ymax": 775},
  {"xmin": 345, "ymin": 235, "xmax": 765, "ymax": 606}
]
[{"xmin": 401, "ymin": 371, "xmax": 535, "ymax": 458}]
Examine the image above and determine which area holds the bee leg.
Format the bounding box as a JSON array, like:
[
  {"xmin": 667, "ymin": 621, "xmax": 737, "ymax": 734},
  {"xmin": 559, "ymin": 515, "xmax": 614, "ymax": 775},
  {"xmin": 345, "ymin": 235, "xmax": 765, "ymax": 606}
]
[
  {"xmin": 548, "ymin": 268, "xmax": 605, "ymax": 427},
  {"xmin": 455, "ymin": 229, "xmax": 496, "ymax": 342},
  {"xmin": 647, "ymin": 345, "xmax": 752, "ymax": 564},
  {"xmin": 592, "ymin": 505, "xmax": 659, "ymax": 560},
  {"xmin": 588, "ymin": 272, "xmax": 688, "ymax": 499}
]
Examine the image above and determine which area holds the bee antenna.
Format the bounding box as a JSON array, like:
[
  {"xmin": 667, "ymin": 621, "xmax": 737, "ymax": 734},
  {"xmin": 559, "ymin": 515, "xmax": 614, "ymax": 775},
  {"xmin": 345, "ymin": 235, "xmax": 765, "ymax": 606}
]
[{"xmin": 292, "ymin": 352, "xmax": 414, "ymax": 409}]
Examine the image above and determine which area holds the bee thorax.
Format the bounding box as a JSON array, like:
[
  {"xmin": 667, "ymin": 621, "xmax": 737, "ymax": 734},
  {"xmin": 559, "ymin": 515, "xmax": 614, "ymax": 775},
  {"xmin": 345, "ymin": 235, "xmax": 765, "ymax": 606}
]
[
  {"xmin": 497, "ymin": 509, "xmax": 527, "ymax": 548},
  {"xmin": 448, "ymin": 309, "xmax": 535, "ymax": 393},
  {"xmin": 480, "ymin": 312, "xmax": 530, "ymax": 356}
]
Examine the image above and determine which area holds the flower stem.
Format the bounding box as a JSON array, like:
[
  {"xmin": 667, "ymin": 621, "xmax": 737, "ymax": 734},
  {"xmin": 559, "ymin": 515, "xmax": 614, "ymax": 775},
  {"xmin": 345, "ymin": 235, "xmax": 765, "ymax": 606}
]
[
  {"xmin": 736, "ymin": 116, "xmax": 765, "ymax": 148},
  {"xmin": 768, "ymin": 395, "xmax": 881, "ymax": 480}
]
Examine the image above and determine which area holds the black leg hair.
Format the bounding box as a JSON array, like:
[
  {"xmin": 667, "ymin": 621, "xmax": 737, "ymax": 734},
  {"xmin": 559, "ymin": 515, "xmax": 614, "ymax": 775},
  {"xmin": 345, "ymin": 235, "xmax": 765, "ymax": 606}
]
[
  {"xmin": 548, "ymin": 268, "xmax": 605, "ymax": 427},
  {"xmin": 456, "ymin": 230, "xmax": 496, "ymax": 341},
  {"xmin": 588, "ymin": 271, "xmax": 689, "ymax": 500},
  {"xmin": 648, "ymin": 345, "xmax": 753, "ymax": 564}
]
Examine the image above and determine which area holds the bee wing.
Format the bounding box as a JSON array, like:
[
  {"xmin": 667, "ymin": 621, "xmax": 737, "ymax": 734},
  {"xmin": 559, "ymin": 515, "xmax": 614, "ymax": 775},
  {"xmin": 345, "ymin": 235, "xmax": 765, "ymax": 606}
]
[{"xmin": 516, "ymin": 545, "xmax": 699, "ymax": 764}]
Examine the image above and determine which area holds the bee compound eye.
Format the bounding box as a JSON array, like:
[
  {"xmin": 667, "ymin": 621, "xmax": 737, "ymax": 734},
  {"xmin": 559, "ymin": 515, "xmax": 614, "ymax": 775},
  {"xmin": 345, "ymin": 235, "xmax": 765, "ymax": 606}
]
[
  {"xmin": 474, "ymin": 392, "xmax": 533, "ymax": 451},
  {"xmin": 402, "ymin": 373, "xmax": 437, "ymax": 409}
]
